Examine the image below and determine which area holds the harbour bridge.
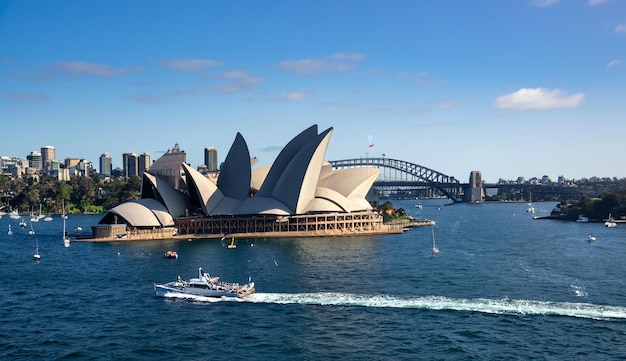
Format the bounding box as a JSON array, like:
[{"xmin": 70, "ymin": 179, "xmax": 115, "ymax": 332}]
[
  {"xmin": 329, "ymin": 157, "xmax": 464, "ymax": 202},
  {"xmin": 329, "ymin": 157, "xmax": 584, "ymax": 203}
]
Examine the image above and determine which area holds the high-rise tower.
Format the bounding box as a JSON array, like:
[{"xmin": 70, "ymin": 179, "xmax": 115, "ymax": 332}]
[
  {"xmin": 27, "ymin": 151, "xmax": 42, "ymax": 170},
  {"xmin": 41, "ymin": 145, "xmax": 55, "ymax": 171},
  {"xmin": 204, "ymin": 147, "xmax": 218, "ymax": 172},
  {"xmin": 122, "ymin": 152, "xmax": 138, "ymax": 178},
  {"xmin": 138, "ymin": 152, "xmax": 151, "ymax": 175},
  {"xmin": 100, "ymin": 152, "xmax": 113, "ymax": 176}
]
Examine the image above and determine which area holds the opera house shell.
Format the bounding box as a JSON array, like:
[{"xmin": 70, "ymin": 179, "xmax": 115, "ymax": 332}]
[{"xmin": 94, "ymin": 125, "xmax": 390, "ymax": 239}]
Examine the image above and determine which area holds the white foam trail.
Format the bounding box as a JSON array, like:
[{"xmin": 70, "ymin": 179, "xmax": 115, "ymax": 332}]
[{"xmin": 243, "ymin": 293, "xmax": 626, "ymax": 320}]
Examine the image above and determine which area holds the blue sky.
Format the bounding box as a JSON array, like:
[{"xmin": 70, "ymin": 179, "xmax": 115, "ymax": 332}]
[{"xmin": 1, "ymin": 0, "xmax": 625, "ymax": 182}]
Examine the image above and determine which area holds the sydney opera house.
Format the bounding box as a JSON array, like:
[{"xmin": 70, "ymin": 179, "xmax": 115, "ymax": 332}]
[{"xmin": 92, "ymin": 125, "xmax": 396, "ymax": 240}]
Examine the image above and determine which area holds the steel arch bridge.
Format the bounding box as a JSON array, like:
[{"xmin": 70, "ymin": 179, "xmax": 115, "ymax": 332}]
[{"xmin": 329, "ymin": 158, "xmax": 463, "ymax": 202}]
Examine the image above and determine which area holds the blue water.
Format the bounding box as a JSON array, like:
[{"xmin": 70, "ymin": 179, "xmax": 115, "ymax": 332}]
[{"xmin": 1, "ymin": 201, "xmax": 625, "ymax": 360}]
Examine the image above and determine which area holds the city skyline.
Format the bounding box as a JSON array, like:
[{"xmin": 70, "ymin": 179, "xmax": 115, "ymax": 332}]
[
  {"xmin": 1, "ymin": 1, "xmax": 625, "ymax": 181},
  {"xmin": 1, "ymin": 141, "xmax": 621, "ymax": 183}
]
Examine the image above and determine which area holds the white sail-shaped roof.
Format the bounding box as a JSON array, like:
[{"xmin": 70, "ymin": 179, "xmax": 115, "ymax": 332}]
[
  {"xmin": 251, "ymin": 164, "xmax": 271, "ymax": 191},
  {"xmin": 270, "ymin": 128, "xmax": 333, "ymax": 214},
  {"xmin": 255, "ymin": 125, "xmax": 319, "ymax": 198},
  {"xmin": 107, "ymin": 198, "xmax": 174, "ymax": 227},
  {"xmin": 318, "ymin": 166, "xmax": 380, "ymax": 201},
  {"xmin": 181, "ymin": 162, "xmax": 226, "ymax": 215},
  {"xmin": 217, "ymin": 132, "xmax": 251, "ymax": 201},
  {"xmin": 142, "ymin": 172, "xmax": 191, "ymax": 218}
]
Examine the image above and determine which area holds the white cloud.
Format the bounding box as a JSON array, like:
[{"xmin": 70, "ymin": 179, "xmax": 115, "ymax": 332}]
[
  {"xmin": 17, "ymin": 61, "xmax": 143, "ymax": 81},
  {"xmin": 211, "ymin": 70, "xmax": 264, "ymax": 93},
  {"xmin": 278, "ymin": 53, "xmax": 365, "ymax": 75},
  {"xmin": 616, "ymin": 23, "xmax": 626, "ymax": 33},
  {"xmin": 530, "ymin": 0, "xmax": 558, "ymax": 7},
  {"xmin": 494, "ymin": 88, "xmax": 584, "ymax": 110},
  {"xmin": 161, "ymin": 59, "xmax": 222, "ymax": 71},
  {"xmin": 439, "ymin": 100, "xmax": 455, "ymax": 109},
  {"xmin": 55, "ymin": 62, "xmax": 142, "ymax": 77},
  {"xmin": 318, "ymin": 100, "xmax": 357, "ymax": 108},
  {"xmin": 282, "ymin": 91, "xmax": 314, "ymax": 101},
  {"xmin": 607, "ymin": 59, "xmax": 623, "ymax": 68},
  {"xmin": 129, "ymin": 94, "xmax": 162, "ymax": 104}
]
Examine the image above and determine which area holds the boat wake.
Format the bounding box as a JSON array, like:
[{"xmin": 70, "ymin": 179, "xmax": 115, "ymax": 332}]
[
  {"xmin": 242, "ymin": 292, "xmax": 626, "ymax": 321},
  {"xmin": 158, "ymin": 291, "xmax": 626, "ymax": 320}
]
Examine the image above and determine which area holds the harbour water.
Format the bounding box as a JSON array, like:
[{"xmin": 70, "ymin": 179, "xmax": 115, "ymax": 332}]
[{"xmin": 1, "ymin": 200, "xmax": 625, "ymax": 360}]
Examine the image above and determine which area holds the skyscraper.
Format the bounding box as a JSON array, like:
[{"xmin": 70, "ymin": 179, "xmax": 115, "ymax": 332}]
[
  {"xmin": 99, "ymin": 152, "xmax": 113, "ymax": 176},
  {"xmin": 41, "ymin": 145, "xmax": 55, "ymax": 171},
  {"xmin": 138, "ymin": 152, "xmax": 151, "ymax": 175},
  {"xmin": 204, "ymin": 147, "xmax": 218, "ymax": 172},
  {"xmin": 122, "ymin": 152, "xmax": 138, "ymax": 178},
  {"xmin": 27, "ymin": 150, "xmax": 42, "ymax": 170}
]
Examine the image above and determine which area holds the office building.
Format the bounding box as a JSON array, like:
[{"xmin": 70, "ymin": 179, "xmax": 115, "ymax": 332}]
[
  {"xmin": 204, "ymin": 147, "xmax": 218, "ymax": 172},
  {"xmin": 65, "ymin": 158, "xmax": 81, "ymax": 169},
  {"xmin": 27, "ymin": 151, "xmax": 42, "ymax": 170},
  {"xmin": 122, "ymin": 152, "xmax": 138, "ymax": 178},
  {"xmin": 99, "ymin": 153, "xmax": 113, "ymax": 176},
  {"xmin": 138, "ymin": 152, "xmax": 151, "ymax": 175},
  {"xmin": 41, "ymin": 145, "xmax": 55, "ymax": 171}
]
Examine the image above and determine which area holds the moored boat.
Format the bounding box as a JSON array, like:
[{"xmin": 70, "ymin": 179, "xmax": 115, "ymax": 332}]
[
  {"xmin": 154, "ymin": 267, "xmax": 255, "ymax": 299},
  {"xmin": 164, "ymin": 250, "xmax": 178, "ymax": 259},
  {"xmin": 576, "ymin": 215, "xmax": 588, "ymax": 223},
  {"xmin": 604, "ymin": 213, "xmax": 617, "ymax": 228}
]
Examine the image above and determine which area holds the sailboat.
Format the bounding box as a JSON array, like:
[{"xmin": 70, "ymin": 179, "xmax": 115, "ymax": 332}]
[
  {"xmin": 62, "ymin": 201, "xmax": 70, "ymax": 247},
  {"xmin": 228, "ymin": 237, "xmax": 237, "ymax": 249},
  {"xmin": 33, "ymin": 237, "xmax": 41, "ymax": 260},
  {"xmin": 526, "ymin": 191, "xmax": 535, "ymax": 213},
  {"xmin": 8, "ymin": 224, "xmax": 12, "ymax": 236},
  {"xmin": 431, "ymin": 227, "xmax": 439, "ymax": 255},
  {"xmin": 28, "ymin": 220, "xmax": 35, "ymax": 236},
  {"xmin": 9, "ymin": 209, "xmax": 20, "ymax": 219}
]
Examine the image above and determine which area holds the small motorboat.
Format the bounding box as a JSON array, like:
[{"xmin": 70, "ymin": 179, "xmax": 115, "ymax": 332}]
[
  {"xmin": 164, "ymin": 250, "xmax": 179, "ymax": 259},
  {"xmin": 587, "ymin": 233, "xmax": 596, "ymax": 243},
  {"xmin": 431, "ymin": 228, "xmax": 439, "ymax": 255},
  {"xmin": 154, "ymin": 267, "xmax": 255, "ymax": 299}
]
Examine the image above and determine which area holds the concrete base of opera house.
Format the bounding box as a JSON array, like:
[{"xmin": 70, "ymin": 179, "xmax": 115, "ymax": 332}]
[{"xmin": 81, "ymin": 211, "xmax": 403, "ymax": 242}]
